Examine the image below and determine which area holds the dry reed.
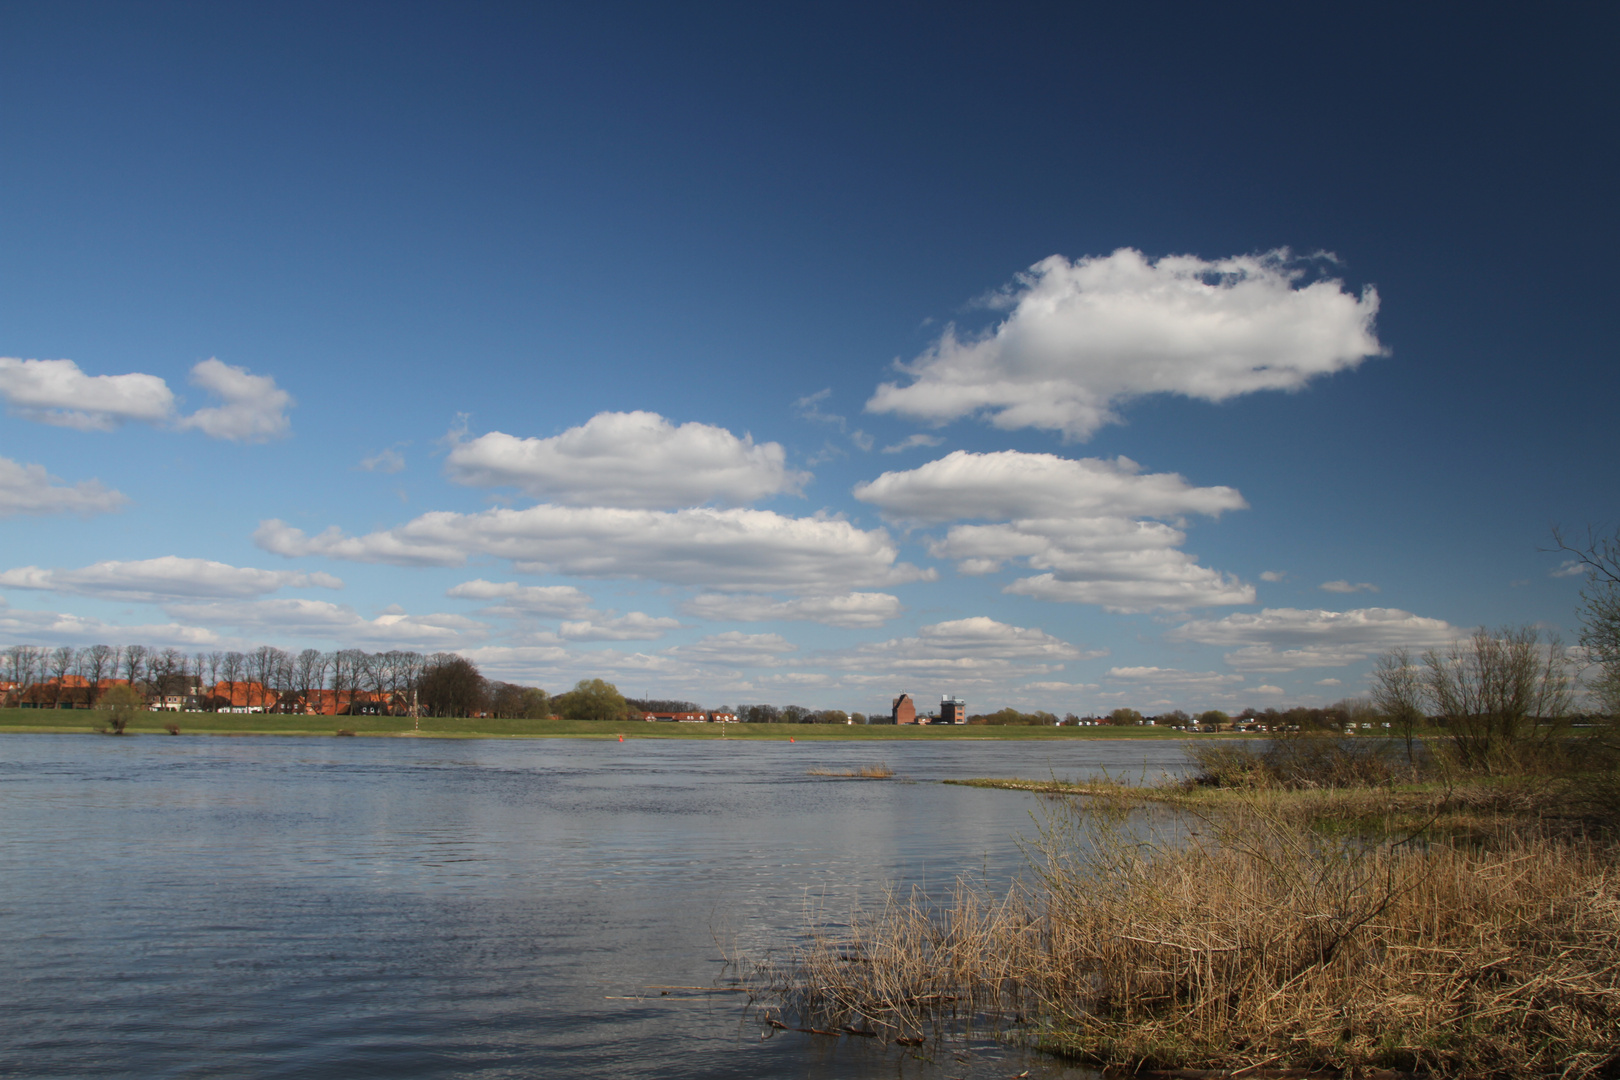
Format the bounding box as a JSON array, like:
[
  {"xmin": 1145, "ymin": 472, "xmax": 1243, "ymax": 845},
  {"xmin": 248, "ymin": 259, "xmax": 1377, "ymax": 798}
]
[
  {"xmin": 806, "ymin": 763, "xmax": 895, "ymax": 779},
  {"xmin": 759, "ymin": 793, "xmax": 1620, "ymax": 1077}
]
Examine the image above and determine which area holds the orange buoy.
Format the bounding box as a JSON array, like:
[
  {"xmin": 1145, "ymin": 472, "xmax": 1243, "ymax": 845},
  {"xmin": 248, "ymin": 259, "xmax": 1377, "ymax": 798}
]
[
  {"xmin": 789, "ymin": 737, "xmax": 795, "ymax": 743},
  {"xmin": 618, "ymin": 735, "xmax": 624, "ymax": 742}
]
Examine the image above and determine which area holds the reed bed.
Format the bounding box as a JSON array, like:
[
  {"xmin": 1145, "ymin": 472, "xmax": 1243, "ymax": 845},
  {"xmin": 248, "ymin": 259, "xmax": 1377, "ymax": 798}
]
[
  {"xmin": 758, "ymin": 794, "xmax": 1620, "ymax": 1077},
  {"xmin": 806, "ymin": 763, "xmax": 895, "ymax": 779}
]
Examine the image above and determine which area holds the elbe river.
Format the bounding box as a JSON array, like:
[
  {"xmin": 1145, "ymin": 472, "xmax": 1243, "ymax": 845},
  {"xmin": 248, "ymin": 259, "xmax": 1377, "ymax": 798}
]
[{"xmin": 0, "ymin": 732, "xmax": 1191, "ymax": 1078}]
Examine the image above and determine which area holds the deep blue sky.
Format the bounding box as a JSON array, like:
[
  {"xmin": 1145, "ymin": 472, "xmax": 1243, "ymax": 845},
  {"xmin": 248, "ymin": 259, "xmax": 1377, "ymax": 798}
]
[{"xmin": 2, "ymin": 2, "xmax": 1614, "ymax": 713}]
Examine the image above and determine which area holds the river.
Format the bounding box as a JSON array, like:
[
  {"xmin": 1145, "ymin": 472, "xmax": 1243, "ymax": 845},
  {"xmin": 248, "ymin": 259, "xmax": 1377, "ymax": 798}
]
[{"xmin": 0, "ymin": 732, "xmax": 1192, "ymax": 1078}]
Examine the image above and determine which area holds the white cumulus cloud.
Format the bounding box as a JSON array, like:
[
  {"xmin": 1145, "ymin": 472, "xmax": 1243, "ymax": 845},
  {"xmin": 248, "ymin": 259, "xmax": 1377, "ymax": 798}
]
[
  {"xmin": 1168, "ymin": 606, "xmax": 1460, "ymax": 671},
  {"xmin": 0, "ymin": 357, "xmax": 292, "ymax": 440},
  {"xmin": 0, "ymin": 556, "xmax": 342, "ymax": 602},
  {"xmin": 0, "ymin": 457, "xmax": 128, "ymax": 518},
  {"xmin": 255, "ymin": 505, "xmax": 933, "ymax": 592},
  {"xmin": 680, "ymin": 591, "xmax": 903, "ymax": 628},
  {"xmin": 821, "ymin": 617, "xmax": 1086, "ymax": 686},
  {"xmin": 1107, "ymin": 666, "xmax": 1247, "ymax": 691},
  {"xmin": 559, "ymin": 611, "xmax": 681, "ymax": 642},
  {"xmin": 855, "ymin": 450, "xmax": 1245, "ymax": 525},
  {"xmin": 446, "ymin": 579, "xmax": 594, "ymax": 617},
  {"xmin": 445, "ymin": 411, "xmax": 806, "ymax": 508},
  {"xmin": 0, "ymin": 356, "xmax": 175, "ymax": 430},
  {"xmin": 866, "ymin": 248, "xmax": 1384, "ymax": 440},
  {"xmin": 0, "ymin": 598, "xmax": 220, "ymax": 647},
  {"xmin": 855, "ymin": 450, "xmax": 1251, "ymax": 612},
  {"xmin": 161, "ymin": 598, "xmax": 484, "ymax": 649},
  {"xmin": 175, "ymin": 358, "xmax": 294, "ymax": 442},
  {"xmin": 665, "ymin": 631, "xmax": 799, "ymax": 667}
]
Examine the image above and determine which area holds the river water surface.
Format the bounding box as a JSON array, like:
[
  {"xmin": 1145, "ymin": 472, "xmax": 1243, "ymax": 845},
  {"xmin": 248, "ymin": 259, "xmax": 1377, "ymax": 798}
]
[{"xmin": 0, "ymin": 732, "xmax": 1191, "ymax": 1078}]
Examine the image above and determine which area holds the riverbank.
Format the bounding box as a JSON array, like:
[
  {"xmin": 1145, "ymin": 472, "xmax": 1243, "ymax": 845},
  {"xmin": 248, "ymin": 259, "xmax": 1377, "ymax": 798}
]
[
  {"xmin": 764, "ymin": 770, "xmax": 1620, "ymax": 1078},
  {"xmin": 0, "ymin": 707, "xmax": 1207, "ymax": 740}
]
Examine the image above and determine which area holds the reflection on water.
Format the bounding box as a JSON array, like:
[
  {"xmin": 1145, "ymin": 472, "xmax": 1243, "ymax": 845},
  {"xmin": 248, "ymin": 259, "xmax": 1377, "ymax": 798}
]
[{"xmin": 0, "ymin": 733, "xmax": 1189, "ymax": 1078}]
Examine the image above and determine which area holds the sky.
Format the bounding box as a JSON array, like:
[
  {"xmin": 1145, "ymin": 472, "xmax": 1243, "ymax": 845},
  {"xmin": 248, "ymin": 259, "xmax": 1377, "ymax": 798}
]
[{"xmin": 1, "ymin": 2, "xmax": 1615, "ymax": 715}]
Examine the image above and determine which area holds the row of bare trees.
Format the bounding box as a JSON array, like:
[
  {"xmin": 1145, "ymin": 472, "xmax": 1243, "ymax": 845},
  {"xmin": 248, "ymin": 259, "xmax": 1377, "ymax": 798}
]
[{"xmin": 2, "ymin": 643, "xmax": 469, "ymax": 713}]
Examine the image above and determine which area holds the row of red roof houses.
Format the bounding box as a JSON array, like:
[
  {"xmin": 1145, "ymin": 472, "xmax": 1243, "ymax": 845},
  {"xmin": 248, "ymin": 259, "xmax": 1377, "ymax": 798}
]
[{"xmin": 1, "ymin": 677, "xmax": 413, "ymax": 716}]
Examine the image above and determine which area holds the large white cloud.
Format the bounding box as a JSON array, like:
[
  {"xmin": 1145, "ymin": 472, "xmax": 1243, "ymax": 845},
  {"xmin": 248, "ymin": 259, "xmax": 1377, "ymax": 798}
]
[
  {"xmin": 161, "ymin": 598, "xmax": 485, "ymax": 649},
  {"xmin": 446, "ymin": 579, "xmax": 594, "ymax": 617},
  {"xmin": 856, "ymin": 450, "xmax": 1251, "ymax": 612},
  {"xmin": 664, "ymin": 631, "xmax": 798, "ymax": 667},
  {"xmin": 0, "ymin": 557, "xmax": 342, "ymax": 603},
  {"xmin": 855, "ymin": 450, "xmax": 1245, "ymax": 525},
  {"xmin": 680, "ymin": 591, "xmax": 903, "ymax": 628},
  {"xmin": 445, "ymin": 411, "xmax": 806, "ymax": 508},
  {"xmin": 559, "ymin": 611, "xmax": 681, "ymax": 642},
  {"xmin": 1168, "ymin": 606, "xmax": 1460, "ymax": 671},
  {"xmin": 820, "ymin": 617, "xmax": 1085, "ymax": 686},
  {"xmin": 867, "ymin": 249, "xmax": 1383, "ymax": 439},
  {"xmin": 0, "ymin": 357, "xmax": 292, "ymax": 440},
  {"xmin": 0, "ymin": 598, "xmax": 220, "ymax": 647},
  {"xmin": 0, "ymin": 457, "xmax": 128, "ymax": 518},
  {"xmin": 255, "ymin": 505, "xmax": 933, "ymax": 591},
  {"xmin": 1107, "ymin": 666, "xmax": 1247, "ymax": 691},
  {"xmin": 0, "ymin": 357, "xmax": 174, "ymax": 429}
]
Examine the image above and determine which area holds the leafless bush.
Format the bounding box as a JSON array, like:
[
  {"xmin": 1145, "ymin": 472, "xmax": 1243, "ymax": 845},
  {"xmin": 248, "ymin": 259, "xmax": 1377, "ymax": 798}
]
[{"xmin": 1187, "ymin": 732, "xmax": 1405, "ymax": 790}]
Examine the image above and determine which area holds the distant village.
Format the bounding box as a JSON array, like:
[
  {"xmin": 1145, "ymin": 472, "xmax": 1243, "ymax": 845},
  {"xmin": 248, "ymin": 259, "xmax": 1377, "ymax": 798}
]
[{"xmin": 1, "ymin": 643, "xmax": 1391, "ymax": 732}]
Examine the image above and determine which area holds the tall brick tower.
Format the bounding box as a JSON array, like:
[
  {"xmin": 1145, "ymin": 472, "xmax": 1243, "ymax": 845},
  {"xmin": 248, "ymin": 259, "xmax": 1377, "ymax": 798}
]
[{"xmin": 891, "ymin": 693, "xmax": 916, "ymax": 724}]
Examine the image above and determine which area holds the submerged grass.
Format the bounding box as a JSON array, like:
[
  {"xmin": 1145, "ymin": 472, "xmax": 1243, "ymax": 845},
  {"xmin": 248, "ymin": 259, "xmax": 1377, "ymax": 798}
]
[
  {"xmin": 807, "ymin": 763, "xmax": 896, "ymax": 779},
  {"xmin": 757, "ymin": 788, "xmax": 1620, "ymax": 1078}
]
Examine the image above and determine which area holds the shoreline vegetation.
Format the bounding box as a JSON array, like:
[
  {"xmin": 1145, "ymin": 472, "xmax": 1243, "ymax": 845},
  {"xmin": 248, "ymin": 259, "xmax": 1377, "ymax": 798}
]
[{"xmin": 754, "ymin": 732, "xmax": 1620, "ymax": 1079}]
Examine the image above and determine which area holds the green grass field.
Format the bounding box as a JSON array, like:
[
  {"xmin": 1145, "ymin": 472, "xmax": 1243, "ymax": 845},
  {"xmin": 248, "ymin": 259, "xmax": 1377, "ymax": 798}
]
[{"xmin": 0, "ymin": 707, "xmax": 1198, "ymax": 740}]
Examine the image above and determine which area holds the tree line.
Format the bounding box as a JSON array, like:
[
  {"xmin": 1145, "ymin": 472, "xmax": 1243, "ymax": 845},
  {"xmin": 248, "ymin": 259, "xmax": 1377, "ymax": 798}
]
[{"xmin": 0, "ymin": 644, "xmax": 551, "ymax": 720}]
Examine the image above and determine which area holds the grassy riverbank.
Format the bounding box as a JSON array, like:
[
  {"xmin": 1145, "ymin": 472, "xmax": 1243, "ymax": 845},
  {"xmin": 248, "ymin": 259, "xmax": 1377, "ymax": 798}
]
[
  {"xmin": 0, "ymin": 707, "xmax": 1199, "ymax": 740},
  {"xmin": 763, "ymin": 747, "xmax": 1620, "ymax": 1078}
]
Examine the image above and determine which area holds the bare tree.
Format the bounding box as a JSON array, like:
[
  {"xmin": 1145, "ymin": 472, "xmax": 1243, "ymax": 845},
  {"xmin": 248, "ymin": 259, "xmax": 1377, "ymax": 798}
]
[
  {"xmin": 1370, "ymin": 647, "xmax": 1425, "ymax": 764},
  {"xmin": 122, "ymin": 645, "xmax": 149, "ymax": 694},
  {"xmin": 7, "ymin": 645, "xmax": 42, "ymax": 698},
  {"xmin": 292, "ymin": 649, "xmax": 323, "ymax": 713},
  {"xmin": 221, "ymin": 651, "xmax": 244, "ymax": 710},
  {"xmin": 48, "ymin": 646, "xmax": 76, "ymax": 708},
  {"xmin": 203, "ymin": 651, "xmax": 224, "ymax": 709},
  {"xmin": 1424, "ymin": 626, "xmax": 1573, "ymax": 773},
  {"xmin": 82, "ymin": 644, "xmax": 116, "ymax": 706},
  {"xmin": 1553, "ymin": 525, "xmax": 1620, "ymax": 718}
]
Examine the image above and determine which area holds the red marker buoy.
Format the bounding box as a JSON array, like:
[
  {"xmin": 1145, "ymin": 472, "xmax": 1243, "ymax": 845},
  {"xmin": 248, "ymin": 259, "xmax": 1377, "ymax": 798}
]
[
  {"xmin": 618, "ymin": 735, "xmax": 624, "ymax": 742},
  {"xmin": 789, "ymin": 737, "xmax": 795, "ymax": 743}
]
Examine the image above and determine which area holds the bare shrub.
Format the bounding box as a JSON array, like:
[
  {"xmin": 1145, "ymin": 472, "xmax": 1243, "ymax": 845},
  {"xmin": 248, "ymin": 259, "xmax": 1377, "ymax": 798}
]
[
  {"xmin": 759, "ymin": 795, "xmax": 1620, "ymax": 1077},
  {"xmin": 1187, "ymin": 732, "xmax": 1403, "ymax": 790}
]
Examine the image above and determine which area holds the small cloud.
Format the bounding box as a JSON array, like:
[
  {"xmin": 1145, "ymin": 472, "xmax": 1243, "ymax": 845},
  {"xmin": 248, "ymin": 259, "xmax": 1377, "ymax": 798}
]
[
  {"xmin": 1315, "ymin": 678, "xmax": 1342, "ymax": 686},
  {"xmin": 1259, "ymin": 570, "xmax": 1286, "ymax": 582},
  {"xmin": 1551, "ymin": 560, "xmax": 1589, "ymax": 578},
  {"xmin": 850, "ymin": 430, "xmax": 874, "ymax": 452},
  {"xmin": 794, "ymin": 389, "xmax": 845, "ymax": 429},
  {"xmin": 1509, "ymin": 579, "xmax": 1530, "ymax": 588},
  {"xmin": 0, "ymin": 457, "xmax": 128, "ymax": 519},
  {"xmin": 176, "ymin": 359, "xmax": 294, "ymax": 442},
  {"xmin": 1320, "ymin": 580, "xmax": 1379, "ymax": 594},
  {"xmin": 359, "ymin": 446, "xmax": 407, "ymax": 473},
  {"xmin": 1252, "ymin": 684, "xmax": 1286, "ymax": 696},
  {"xmin": 881, "ymin": 433, "xmax": 945, "ymax": 454}
]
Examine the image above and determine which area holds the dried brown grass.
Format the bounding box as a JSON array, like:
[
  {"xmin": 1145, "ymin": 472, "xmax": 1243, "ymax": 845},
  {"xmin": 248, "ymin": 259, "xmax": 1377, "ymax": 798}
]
[
  {"xmin": 806, "ymin": 763, "xmax": 895, "ymax": 779},
  {"xmin": 760, "ymin": 794, "xmax": 1620, "ymax": 1078}
]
